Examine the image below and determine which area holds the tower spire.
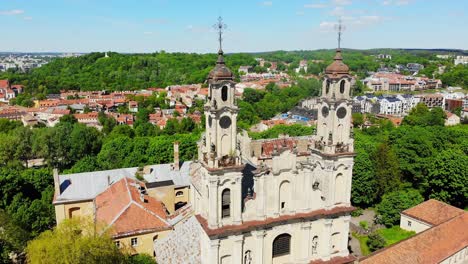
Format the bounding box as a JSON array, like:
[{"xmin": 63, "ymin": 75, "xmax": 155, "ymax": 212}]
[{"xmin": 213, "ymin": 16, "xmax": 227, "ymax": 55}]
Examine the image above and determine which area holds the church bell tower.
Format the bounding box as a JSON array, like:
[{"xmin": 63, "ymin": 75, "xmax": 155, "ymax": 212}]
[
  {"xmin": 315, "ymin": 47, "xmax": 354, "ymax": 154},
  {"xmin": 193, "ymin": 17, "xmax": 244, "ymax": 231}
]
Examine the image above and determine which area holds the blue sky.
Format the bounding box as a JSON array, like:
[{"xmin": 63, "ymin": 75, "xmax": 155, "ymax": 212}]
[{"xmin": 1, "ymin": 0, "xmax": 467, "ymax": 53}]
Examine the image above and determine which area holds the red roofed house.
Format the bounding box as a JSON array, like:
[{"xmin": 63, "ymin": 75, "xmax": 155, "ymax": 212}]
[
  {"xmin": 0, "ymin": 80, "xmax": 9, "ymax": 90},
  {"xmin": 95, "ymin": 177, "xmax": 172, "ymax": 255},
  {"xmin": 361, "ymin": 200, "xmax": 467, "ymax": 264},
  {"xmin": 400, "ymin": 199, "xmax": 465, "ymax": 233}
]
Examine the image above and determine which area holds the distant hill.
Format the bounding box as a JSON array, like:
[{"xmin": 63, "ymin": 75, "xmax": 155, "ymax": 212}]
[{"xmin": 0, "ymin": 48, "xmax": 466, "ymax": 94}]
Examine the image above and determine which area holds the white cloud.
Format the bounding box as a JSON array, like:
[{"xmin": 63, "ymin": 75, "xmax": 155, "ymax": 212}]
[
  {"xmin": 296, "ymin": 11, "xmax": 305, "ymax": 16},
  {"xmin": 396, "ymin": 0, "xmax": 410, "ymax": 5},
  {"xmin": 304, "ymin": 3, "xmax": 327, "ymax": 8},
  {"xmin": 319, "ymin": 21, "xmax": 340, "ymax": 33},
  {"xmin": 333, "ymin": 0, "xmax": 352, "ymax": 5},
  {"xmin": 382, "ymin": 0, "xmax": 411, "ymax": 6},
  {"xmin": 144, "ymin": 18, "xmax": 168, "ymax": 24},
  {"xmin": 260, "ymin": 1, "xmax": 273, "ymax": 6},
  {"xmin": 330, "ymin": 6, "xmax": 345, "ymax": 16},
  {"xmin": 23, "ymin": 16, "xmax": 33, "ymax": 20},
  {"xmin": 319, "ymin": 15, "xmax": 386, "ymax": 32},
  {"xmin": 0, "ymin": 9, "xmax": 25, "ymax": 15},
  {"xmin": 186, "ymin": 25, "xmax": 210, "ymax": 34}
]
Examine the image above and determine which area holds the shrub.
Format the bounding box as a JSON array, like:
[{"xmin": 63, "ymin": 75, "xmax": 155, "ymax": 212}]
[
  {"xmin": 376, "ymin": 189, "xmax": 424, "ymax": 227},
  {"xmin": 359, "ymin": 221, "xmax": 369, "ymax": 230},
  {"xmin": 367, "ymin": 232, "xmax": 386, "ymax": 252},
  {"xmin": 351, "ymin": 208, "xmax": 364, "ymax": 217}
]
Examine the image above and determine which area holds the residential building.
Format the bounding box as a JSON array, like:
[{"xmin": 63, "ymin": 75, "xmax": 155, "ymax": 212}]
[
  {"xmin": 360, "ymin": 200, "xmax": 467, "ymax": 264},
  {"xmin": 454, "ymin": 55, "xmax": 468, "ymax": 65},
  {"xmin": 445, "ymin": 98, "xmax": 463, "ymax": 112},
  {"xmin": 445, "ymin": 112, "xmax": 461, "ymax": 126},
  {"xmin": 376, "ymin": 54, "xmax": 391, "ymax": 60},
  {"xmin": 238, "ymin": 66, "xmax": 252, "ymax": 74},
  {"xmin": 417, "ymin": 94, "xmax": 444, "ymax": 108},
  {"xmin": 407, "ymin": 63, "xmax": 424, "ymax": 73},
  {"xmin": 378, "ymin": 96, "xmax": 403, "ymax": 115},
  {"xmin": 53, "ymin": 144, "xmax": 192, "ymax": 257},
  {"xmin": 400, "ymin": 199, "xmax": 464, "ymax": 233}
]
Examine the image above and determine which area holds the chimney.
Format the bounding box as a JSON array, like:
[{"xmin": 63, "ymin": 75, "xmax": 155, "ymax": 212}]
[
  {"xmin": 173, "ymin": 141, "xmax": 180, "ymax": 171},
  {"xmin": 53, "ymin": 168, "xmax": 60, "ymax": 196}
]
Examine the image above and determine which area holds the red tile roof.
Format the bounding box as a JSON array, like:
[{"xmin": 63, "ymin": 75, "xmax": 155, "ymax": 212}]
[
  {"xmin": 310, "ymin": 255, "xmax": 356, "ymax": 264},
  {"xmin": 260, "ymin": 138, "xmax": 297, "ymax": 158},
  {"xmin": 0, "ymin": 80, "xmax": 9, "ymax": 89},
  {"xmin": 95, "ymin": 177, "xmax": 171, "ymax": 238},
  {"xmin": 196, "ymin": 206, "xmax": 354, "ymax": 237},
  {"xmin": 360, "ymin": 212, "xmax": 468, "ymax": 264},
  {"xmin": 401, "ymin": 199, "xmax": 464, "ymax": 226}
]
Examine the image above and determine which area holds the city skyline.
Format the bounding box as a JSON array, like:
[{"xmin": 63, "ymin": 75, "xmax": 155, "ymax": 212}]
[{"xmin": 1, "ymin": 0, "xmax": 467, "ymax": 53}]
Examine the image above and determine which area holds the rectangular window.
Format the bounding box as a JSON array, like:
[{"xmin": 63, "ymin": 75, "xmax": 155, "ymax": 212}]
[
  {"xmin": 131, "ymin": 238, "xmax": 138, "ymax": 247},
  {"xmin": 408, "ymin": 221, "xmax": 412, "ymax": 227}
]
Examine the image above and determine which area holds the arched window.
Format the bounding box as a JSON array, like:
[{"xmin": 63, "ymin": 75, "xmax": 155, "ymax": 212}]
[
  {"xmin": 244, "ymin": 250, "xmax": 252, "ymax": 264},
  {"xmin": 331, "ymin": 232, "xmax": 340, "ymax": 252},
  {"xmin": 325, "ymin": 80, "xmax": 330, "ymax": 95},
  {"xmin": 175, "ymin": 191, "xmax": 184, "ymax": 197},
  {"xmin": 272, "ymin": 233, "xmax": 291, "ymax": 258},
  {"xmin": 334, "ymin": 174, "xmax": 345, "ymax": 204},
  {"xmin": 175, "ymin": 201, "xmax": 187, "ymax": 210},
  {"xmin": 68, "ymin": 207, "xmax": 81, "ymax": 218},
  {"xmin": 311, "ymin": 236, "xmax": 318, "ymax": 255},
  {"xmin": 222, "ymin": 189, "xmax": 231, "ymax": 218},
  {"xmin": 221, "ymin": 255, "xmax": 232, "ymax": 264},
  {"xmin": 340, "ymin": 80, "xmax": 346, "ymax": 94},
  {"xmin": 221, "ymin": 86, "xmax": 228, "ymax": 102},
  {"xmin": 279, "ymin": 181, "xmax": 290, "ymax": 211}
]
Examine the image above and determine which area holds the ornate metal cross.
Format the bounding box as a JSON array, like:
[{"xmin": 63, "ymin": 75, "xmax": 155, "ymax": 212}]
[
  {"xmin": 213, "ymin": 16, "xmax": 227, "ymax": 52},
  {"xmin": 334, "ymin": 18, "xmax": 345, "ymax": 49}
]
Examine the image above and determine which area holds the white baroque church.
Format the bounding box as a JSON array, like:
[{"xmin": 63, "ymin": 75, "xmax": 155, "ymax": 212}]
[{"xmin": 185, "ymin": 45, "xmax": 356, "ymax": 264}]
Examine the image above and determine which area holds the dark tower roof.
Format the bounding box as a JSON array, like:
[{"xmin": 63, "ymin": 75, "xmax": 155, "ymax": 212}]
[
  {"xmin": 325, "ymin": 49, "xmax": 350, "ymax": 78},
  {"xmin": 208, "ymin": 50, "xmax": 234, "ymax": 83}
]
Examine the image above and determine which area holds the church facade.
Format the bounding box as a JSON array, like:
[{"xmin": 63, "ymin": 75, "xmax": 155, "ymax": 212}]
[{"xmin": 190, "ymin": 46, "xmax": 356, "ymax": 264}]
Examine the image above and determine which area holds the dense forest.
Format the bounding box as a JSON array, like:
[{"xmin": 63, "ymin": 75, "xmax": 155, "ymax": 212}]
[
  {"xmin": 2, "ymin": 49, "xmax": 467, "ymax": 98},
  {"xmin": 351, "ymin": 104, "xmax": 467, "ymax": 226}
]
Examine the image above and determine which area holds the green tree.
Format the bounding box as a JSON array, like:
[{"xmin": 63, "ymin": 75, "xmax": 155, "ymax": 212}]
[
  {"xmin": 127, "ymin": 254, "xmax": 156, "ymax": 264},
  {"xmin": 59, "ymin": 114, "xmax": 78, "ymax": 124},
  {"xmin": 0, "ymin": 119, "xmax": 22, "ymax": 133},
  {"xmin": 426, "ymin": 149, "xmax": 468, "ymax": 207},
  {"xmin": 367, "ymin": 232, "xmax": 386, "ymax": 252},
  {"xmin": 26, "ymin": 217, "xmax": 127, "ymax": 264},
  {"xmin": 98, "ymin": 113, "xmax": 117, "ymax": 135},
  {"xmin": 352, "ymin": 150, "xmax": 377, "ymax": 207},
  {"xmin": 352, "ymin": 113, "xmax": 364, "ymax": 128},
  {"xmin": 402, "ymin": 104, "xmax": 446, "ymax": 127},
  {"xmin": 0, "ymin": 210, "xmax": 30, "ymax": 263},
  {"xmin": 374, "ymin": 142, "xmax": 401, "ymax": 197},
  {"xmin": 376, "ymin": 189, "xmax": 424, "ymax": 227}
]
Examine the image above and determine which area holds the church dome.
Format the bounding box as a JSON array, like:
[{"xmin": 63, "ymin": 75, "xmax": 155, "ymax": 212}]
[
  {"xmin": 208, "ymin": 50, "xmax": 234, "ymax": 82},
  {"xmin": 325, "ymin": 49, "xmax": 349, "ymax": 75}
]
